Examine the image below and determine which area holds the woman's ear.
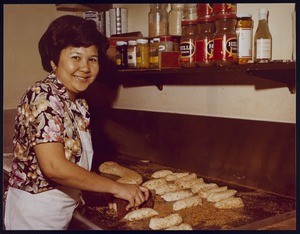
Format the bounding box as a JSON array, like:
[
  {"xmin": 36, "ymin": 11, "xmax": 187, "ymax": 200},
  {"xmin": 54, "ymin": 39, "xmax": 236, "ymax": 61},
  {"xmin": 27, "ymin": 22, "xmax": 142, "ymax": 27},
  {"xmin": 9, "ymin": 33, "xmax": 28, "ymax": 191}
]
[{"xmin": 50, "ymin": 60, "xmax": 57, "ymax": 71}]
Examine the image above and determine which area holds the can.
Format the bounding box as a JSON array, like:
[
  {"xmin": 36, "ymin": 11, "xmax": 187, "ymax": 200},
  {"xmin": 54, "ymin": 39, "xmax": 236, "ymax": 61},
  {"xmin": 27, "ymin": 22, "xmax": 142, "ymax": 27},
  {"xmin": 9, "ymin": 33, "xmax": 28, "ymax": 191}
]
[
  {"xmin": 82, "ymin": 11, "xmax": 105, "ymax": 34},
  {"xmin": 108, "ymin": 8, "xmax": 128, "ymax": 36}
]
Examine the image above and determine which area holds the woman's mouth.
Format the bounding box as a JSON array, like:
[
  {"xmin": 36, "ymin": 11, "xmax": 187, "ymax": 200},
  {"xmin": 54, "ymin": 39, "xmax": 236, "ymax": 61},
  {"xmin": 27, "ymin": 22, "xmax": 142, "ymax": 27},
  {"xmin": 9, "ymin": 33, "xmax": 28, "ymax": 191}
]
[{"xmin": 74, "ymin": 75, "xmax": 89, "ymax": 81}]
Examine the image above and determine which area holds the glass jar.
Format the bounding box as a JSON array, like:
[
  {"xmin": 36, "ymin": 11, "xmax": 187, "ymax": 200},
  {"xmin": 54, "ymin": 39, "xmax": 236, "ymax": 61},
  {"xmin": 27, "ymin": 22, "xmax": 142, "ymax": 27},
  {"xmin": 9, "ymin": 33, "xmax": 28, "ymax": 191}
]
[
  {"xmin": 183, "ymin": 4, "xmax": 198, "ymax": 21},
  {"xmin": 236, "ymin": 13, "xmax": 253, "ymax": 64},
  {"xmin": 150, "ymin": 37, "xmax": 160, "ymax": 68},
  {"xmin": 159, "ymin": 35, "xmax": 174, "ymax": 52},
  {"xmin": 127, "ymin": 40, "xmax": 137, "ymax": 68},
  {"xmin": 115, "ymin": 41, "xmax": 128, "ymax": 69},
  {"xmin": 213, "ymin": 15, "xmax": 238, "ymax": 66},
  {"xmin": 136, "ymin": 39, "xmax": 150, "ymax": 69},
  {"xmin": 195, "ymin": 18, "xmax": 215, "ymax": 66},
  {"xmin": 148, "ymin": 4, "xmax": 168, "ymax": 37},
  {"xmin": 180, "ymin": 20, "xmax": 198, "ymax": 67},
  {"xmin": 169, "ymin": 4, "xmax": 184, "ymax": 36}
]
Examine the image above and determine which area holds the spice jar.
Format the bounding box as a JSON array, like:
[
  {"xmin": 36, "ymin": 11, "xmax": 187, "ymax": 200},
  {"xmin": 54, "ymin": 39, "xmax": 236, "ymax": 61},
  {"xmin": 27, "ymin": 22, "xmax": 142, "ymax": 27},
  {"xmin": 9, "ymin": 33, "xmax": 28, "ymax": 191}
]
[
  {"xmin": 169, "ymin": 4, "xmax": 184, "ymax": 36},
  {"xmin": 150, "ymin": 37, "xmax": 160, "ymax": 68},
  {"xmin": 148, "ymin": 4, "xmax": 168, "ymax": 37},
  {"xmin": 213, "ymin": 15, "xmax": 238, "ymax": 66},
  {"xmin": 159, "ymin": 35, "xmax": 174, "ymax": 52},
  {"xmin": 183, "ymin": 4, "xmax": 198, "ymax": 21},
  {"xmin": 127, "ymin": 40, "xmax": 137, "ymax": 68},
  {"xmin": 180, "ymin": 20, "xmax": 198, "ymax": 67},
  {"xmin": 115, "ymin": 41, "xmax": 128, "ymax": 69},
  {"xmin": 195, "ymin": 17, "xmax": 215, "ymax": 66},
  {"xmin": 236, "ymin": 13, "xmax": 253, "ymax": 64},
  {"xmin": 136, "ymin": 38, "xmax": 150, "ymax": 69}
]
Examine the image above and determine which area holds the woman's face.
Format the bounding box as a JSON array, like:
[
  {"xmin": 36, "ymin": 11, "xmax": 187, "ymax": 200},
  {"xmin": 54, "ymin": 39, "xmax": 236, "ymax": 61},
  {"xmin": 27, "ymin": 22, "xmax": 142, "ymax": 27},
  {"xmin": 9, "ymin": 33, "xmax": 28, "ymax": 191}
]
[{"xmin": 51, "ymin": 45, "xmax": 99, "ymax": 101}]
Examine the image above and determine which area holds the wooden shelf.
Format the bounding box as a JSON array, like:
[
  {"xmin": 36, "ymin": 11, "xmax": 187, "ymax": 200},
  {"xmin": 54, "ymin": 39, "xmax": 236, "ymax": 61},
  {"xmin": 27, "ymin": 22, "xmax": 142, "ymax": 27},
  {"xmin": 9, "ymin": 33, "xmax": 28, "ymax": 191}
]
[{"xmin": 115, "ymin": 61, "xmax": 295, "ymax": 93}]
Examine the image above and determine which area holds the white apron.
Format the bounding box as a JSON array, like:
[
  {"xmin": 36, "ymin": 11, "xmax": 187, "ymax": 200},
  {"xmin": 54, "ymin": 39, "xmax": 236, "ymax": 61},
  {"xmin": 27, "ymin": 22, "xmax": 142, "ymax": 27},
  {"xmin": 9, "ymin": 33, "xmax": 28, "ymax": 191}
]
[{"xmin": 4, "ymin": 125, "xmax": 94, "ymax": 230}]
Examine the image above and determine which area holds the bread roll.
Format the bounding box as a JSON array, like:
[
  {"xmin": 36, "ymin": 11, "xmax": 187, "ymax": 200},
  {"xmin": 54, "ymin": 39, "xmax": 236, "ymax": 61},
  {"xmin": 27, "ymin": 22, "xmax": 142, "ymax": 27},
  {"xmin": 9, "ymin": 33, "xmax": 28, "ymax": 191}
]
[
  {"xmin": 214, "ymin": 197, "xmax": 244, "ymax": 209},
  {"xmin": 173, "ymin": 195, "xmax": 202, "ymax": 211},
  {"xmin": 165, "ymin": 172, "xmax": 189, "ymax": 182},
  {"xmin": 149, "ymin": 213, "xmax": 183, "ymax": 230},
  {"xmin": 177, "ymin": 178, "xmax": 204, "ymax": 189},
  {"xmin": 207, "ymin": 189, "xmax": 237, "ymax": 202},
  {"xmin": 174, "ymin": 173, "xmax": 197, "ymax": 184},
  {"xmin": 199, "ymin": 186, "xmax": 228, "ymax": 199},
  {"xmin": 99, "ymin": 161, "xmax": 143, "ymax": 185},
  {"xmin": 142, "ymin": 178, "xmax": 167, "ymax": 190},
  {"xmin": 165, "ymin": 223, "xmax": 193, "ymax": 230},
  {"xmin": 155, "ymin": 183, "xmax": 181, "ymax": 196},
  {"xmin": 151, "ymin": 169, "xmax": 173, "ymax": 178},
  {"xmin": 191, "ymin": 182, "xmax": 218, "ymax": 194},
  {"xmin": 123, "ymin": 208, "xmax": 159, "ymax": 221},
  {"xmin": 161, "ymin": 190, "xmax": 194, "ymax": 202}
]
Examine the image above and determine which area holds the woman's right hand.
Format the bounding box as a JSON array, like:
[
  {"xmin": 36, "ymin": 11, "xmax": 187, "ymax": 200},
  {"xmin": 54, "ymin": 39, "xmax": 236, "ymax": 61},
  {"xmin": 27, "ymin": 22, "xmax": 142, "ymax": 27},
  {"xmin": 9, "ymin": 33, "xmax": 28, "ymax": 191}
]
[{"xmin": 113, "ymin": 183, "xmax": 150, "ymax": 211}]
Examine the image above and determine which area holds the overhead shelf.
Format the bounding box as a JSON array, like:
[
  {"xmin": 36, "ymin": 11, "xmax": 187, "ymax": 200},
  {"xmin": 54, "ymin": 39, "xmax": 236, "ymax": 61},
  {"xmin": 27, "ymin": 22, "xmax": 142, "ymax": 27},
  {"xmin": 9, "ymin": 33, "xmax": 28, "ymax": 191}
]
[{"xmin": 115, "ymin": 61, "xmax": 295, "ymax": 93}]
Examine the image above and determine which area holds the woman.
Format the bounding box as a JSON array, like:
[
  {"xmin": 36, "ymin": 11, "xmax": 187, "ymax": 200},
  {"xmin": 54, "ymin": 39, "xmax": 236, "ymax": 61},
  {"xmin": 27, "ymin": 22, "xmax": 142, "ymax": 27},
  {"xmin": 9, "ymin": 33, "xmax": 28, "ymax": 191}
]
[{"xmin": 4, "ymin": 15, "xmax": 149, "ymax": 230}]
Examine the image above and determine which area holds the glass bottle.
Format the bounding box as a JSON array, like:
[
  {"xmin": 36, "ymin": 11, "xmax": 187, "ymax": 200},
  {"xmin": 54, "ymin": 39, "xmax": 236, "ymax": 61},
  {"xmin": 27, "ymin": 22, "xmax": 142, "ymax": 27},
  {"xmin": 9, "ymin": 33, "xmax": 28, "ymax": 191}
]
[
  {"xmin": 236, "ymin": 13, "xmax": 253, "ymax": 64},
  {"xmin": 150, "ymin": 37, "xmax": 160, "ymax": 68},
  {"xmin": 136, "ymin": 39, "xmax": 150, "ymax": 69},
  {"xmin": 148, "ymin": 4, "xmax": 168, "ymax": 37},
  {"xmin": 169, "ymin": 4, "xmax": 184, "ymax": 36},
  {"xmin": 254, "ymin": 9, "xmax": 272, "ymax": 63},
  {"xmin": 213, "ymin": 15, "xmax": 238, "ymax": 66},
  {"xmin": 115, "ymin": 41, "xmax": 128, "ymax": 69},
  {"xmin": 183, "ymin": 4, "xmax": 198, "ymax": 21},
  {"xmin": 180, "ymin": 20, "xmax": 198, "ymax": 67},
  {"xmin": 127, "ymin": 40, "xmax": 137, "ymax": 68},
  {"xmin": 195, "ymin": 18, "xmax": 215, "ymax": 66}
]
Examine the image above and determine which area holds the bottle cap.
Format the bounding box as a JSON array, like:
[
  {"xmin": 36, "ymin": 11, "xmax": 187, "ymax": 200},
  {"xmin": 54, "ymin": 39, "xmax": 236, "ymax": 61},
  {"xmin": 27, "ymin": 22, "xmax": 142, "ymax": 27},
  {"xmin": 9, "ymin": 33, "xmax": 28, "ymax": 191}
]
[
  {"xmin": 160, "ymin": 35, "xmax": 173, "ymax": 42},
  {"xmin": 136, "ymin": 38, "xmax": 148, "ymax": 44},
  {"xmin": 237, "ymin": 13, "xmax": 252, "ymax": 18},
  {"xmin": 153, "ymin": 37, "xmax": 160, "ymax": 42},
  {"xmin": 116, "ymin": 41, "xmax": 127, "ymax": 46},
  {"xmin": 259, "ymin": 9, "xmax": 268, "ymax": 20},
  {"xmin": 128, "ymin": 40, "xmax": 137, "ymax": 46}
]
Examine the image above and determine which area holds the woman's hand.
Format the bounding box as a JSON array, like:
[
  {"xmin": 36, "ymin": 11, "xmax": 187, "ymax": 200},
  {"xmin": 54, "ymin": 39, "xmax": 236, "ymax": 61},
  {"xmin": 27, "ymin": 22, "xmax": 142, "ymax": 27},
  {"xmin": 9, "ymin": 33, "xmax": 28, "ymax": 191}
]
[{"xmin": 113, "ymin": 183, "xmax": 150, "ymax": 211}]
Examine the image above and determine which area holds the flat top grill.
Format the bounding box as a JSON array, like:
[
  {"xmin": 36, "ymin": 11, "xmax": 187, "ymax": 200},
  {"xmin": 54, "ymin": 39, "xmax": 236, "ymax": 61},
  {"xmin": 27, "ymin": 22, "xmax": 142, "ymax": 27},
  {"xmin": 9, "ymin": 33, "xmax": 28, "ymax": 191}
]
[{"xmin": 75, "ymin": 155, "xmax": 295, "ymax": 230}]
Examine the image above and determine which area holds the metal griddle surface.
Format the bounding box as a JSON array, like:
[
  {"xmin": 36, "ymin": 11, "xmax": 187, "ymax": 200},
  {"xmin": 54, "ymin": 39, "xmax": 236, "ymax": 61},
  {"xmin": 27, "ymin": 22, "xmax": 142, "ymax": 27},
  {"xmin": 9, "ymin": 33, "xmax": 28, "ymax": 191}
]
[{"xmin": 76, "ymin": 155, "xmax": 295, "ymax": 230}]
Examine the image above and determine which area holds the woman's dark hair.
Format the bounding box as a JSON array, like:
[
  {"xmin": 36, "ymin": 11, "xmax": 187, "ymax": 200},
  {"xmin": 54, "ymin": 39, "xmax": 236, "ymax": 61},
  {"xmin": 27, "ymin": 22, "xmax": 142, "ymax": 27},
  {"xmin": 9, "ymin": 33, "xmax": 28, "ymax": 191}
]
[{"xmin": 38, "ymin": 15, "xmax": 109, "ymax": 73}]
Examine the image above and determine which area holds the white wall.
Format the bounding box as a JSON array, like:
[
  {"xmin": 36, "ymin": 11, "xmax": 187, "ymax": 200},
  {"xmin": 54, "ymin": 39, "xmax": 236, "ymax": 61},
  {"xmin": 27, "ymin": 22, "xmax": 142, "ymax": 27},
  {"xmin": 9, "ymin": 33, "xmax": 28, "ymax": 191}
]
[{"xmin": 4, "ymin": 3, "xmax": 296, "ymax": 124}]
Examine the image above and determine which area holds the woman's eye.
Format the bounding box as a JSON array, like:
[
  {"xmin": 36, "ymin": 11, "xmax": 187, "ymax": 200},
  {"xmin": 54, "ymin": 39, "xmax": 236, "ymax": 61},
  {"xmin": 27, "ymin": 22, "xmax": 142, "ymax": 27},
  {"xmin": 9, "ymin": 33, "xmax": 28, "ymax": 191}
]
[
  {"xmin": 71, "ymin": 56, "xmax": 80, "ymax": 60},
  {"xmin": 90, "ymin": 57, "xmax": 98, "ymax": 62}
]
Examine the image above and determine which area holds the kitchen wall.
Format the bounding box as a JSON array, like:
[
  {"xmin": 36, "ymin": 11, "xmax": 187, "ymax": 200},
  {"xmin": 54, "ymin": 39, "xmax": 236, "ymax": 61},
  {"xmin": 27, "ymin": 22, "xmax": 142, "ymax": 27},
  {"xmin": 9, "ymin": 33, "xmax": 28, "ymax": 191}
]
[{"xmin": 4, "ymin": 3, "xmax": 296, "ymax": 124}]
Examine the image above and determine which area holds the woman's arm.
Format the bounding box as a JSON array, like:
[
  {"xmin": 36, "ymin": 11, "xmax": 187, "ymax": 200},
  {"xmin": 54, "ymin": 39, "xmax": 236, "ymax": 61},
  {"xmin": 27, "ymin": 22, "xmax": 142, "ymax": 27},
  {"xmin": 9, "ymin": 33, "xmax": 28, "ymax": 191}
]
[{"xmin": 34, "ymin": 142, "xmax": 149, "ymax": 209}]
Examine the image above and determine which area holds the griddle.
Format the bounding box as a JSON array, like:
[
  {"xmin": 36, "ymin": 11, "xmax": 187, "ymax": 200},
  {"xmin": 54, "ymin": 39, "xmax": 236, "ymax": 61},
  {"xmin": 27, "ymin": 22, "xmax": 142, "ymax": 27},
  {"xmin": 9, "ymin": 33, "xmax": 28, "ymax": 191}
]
[{"xmin": 73, "ymin": 155, "xmax": 295, "ymax": 230}]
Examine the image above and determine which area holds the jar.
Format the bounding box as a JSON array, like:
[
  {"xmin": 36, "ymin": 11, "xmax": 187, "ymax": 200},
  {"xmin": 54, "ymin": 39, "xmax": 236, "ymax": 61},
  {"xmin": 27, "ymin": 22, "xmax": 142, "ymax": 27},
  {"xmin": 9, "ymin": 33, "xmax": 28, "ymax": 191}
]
[
  {"xmin": 236, "ymin": 13, "xmax": 253, "ymax": 64},
  {"xmin": 136, "ymin": 39, "xmax": 150, "ymax": 69},
  {"xmin": 150, "ymin": 38, "xmax": 160, "ymax": 68},
  {"xmin": 197, "ymin": 3, "xmax": 213, "ymax": 20},
  {"xmin": 169, "ymin": 4, "xmax": 184, "ymax": 36},
  {"xmin": 180, "ymin": 20, "xmax": 198, "ymax": 67},
  {"xmin": 183, "ymin": 4, "xmax": 198, "ymax": 21},
  {"xmin": 148, "ymin": 4, "xmax": 168, "ymax": 37},
  {"xmin": 159, "ymin": 35, "xmax": 174, "ymax": 52},
  {"xmin": 172, "ymin": 36, "xmax": 181, "ymax": 51},
  {"xmin": 213, "ymin": 15, "xmax": 238, "ymax": 66},
  {"xmin": 195, "ymin": 17, "xmax": 215, "ymax": 66},
  {"xmin": 213, "ymin": 3, "xmax": 237, "ymax": 17},
  {"xmin": 115, "ymin": 41, "xmax": 128, "ymax": 69},
  {"xmin": 127, "ymin": 40, "xmax": 137, "ymax": 68}
]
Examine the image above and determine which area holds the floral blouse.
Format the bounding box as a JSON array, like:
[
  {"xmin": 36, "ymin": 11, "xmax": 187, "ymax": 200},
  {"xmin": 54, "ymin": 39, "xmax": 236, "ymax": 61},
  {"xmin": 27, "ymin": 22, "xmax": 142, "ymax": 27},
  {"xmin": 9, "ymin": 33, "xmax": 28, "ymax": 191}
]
[{"xmin": 9, "ymin": 73, "xmax": 91, "ymax": 194}]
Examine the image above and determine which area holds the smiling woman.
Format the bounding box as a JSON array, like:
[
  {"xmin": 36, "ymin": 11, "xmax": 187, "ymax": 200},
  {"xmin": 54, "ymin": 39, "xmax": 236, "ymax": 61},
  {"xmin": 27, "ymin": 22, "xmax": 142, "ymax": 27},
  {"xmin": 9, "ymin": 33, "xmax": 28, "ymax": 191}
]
[{"xmin": 3, "ymin": 15, "xmax": 150, "ymax": 230}]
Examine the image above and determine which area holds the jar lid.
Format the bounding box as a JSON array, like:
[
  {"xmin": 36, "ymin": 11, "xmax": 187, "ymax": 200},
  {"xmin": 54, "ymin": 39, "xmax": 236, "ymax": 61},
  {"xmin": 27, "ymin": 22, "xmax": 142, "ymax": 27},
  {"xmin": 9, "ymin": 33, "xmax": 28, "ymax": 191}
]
[
  {"xmin": 116, "ymin": 41, "xmax": 127, "ymax": 46},
  {"xmin": 136, "ymin": 38, "xmax": 148, "ymax": 44},
  {"xmin": 237, "ymin": 13, "xmax": 252, "ymax": 18},
  {"xmin": 153, "ymin": 37, "xmax": 160, "ymax": 42},
  {"xmin": 128, "ymin": 40, "xmax": 137, "ymax": 45},
  {"xmin": 182, "ymin": 20, "xmax": 198, "ymax": 26},
  {"xmin": 160, "ymin": 35, "xmax": 173, "ymax": 42}
]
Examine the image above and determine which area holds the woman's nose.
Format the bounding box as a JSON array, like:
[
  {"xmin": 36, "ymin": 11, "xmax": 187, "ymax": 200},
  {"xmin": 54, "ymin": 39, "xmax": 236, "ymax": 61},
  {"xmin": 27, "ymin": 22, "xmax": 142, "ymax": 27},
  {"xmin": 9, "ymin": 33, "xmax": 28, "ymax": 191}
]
[{"xmin": 80, "ymin": 60, "xmax": 91, "ymax": 72}]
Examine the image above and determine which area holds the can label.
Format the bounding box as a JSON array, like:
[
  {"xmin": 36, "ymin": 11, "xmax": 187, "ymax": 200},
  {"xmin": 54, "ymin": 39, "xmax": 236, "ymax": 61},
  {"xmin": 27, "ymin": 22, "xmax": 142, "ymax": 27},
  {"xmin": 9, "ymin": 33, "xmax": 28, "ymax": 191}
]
[
  {"xmin": 195, "ymin": 39, "xmax": 214, "ymax": 62},
  {"xmin": 180, "ymin": 40, "xmax": 196, "ymax": 62},
  {"xmin": 127, "ymin": 47, "xmax": 137, "ymax": 68},
  {"xmin": 214, "ymin": 36, "xmax": 237, "ymax": 61}
]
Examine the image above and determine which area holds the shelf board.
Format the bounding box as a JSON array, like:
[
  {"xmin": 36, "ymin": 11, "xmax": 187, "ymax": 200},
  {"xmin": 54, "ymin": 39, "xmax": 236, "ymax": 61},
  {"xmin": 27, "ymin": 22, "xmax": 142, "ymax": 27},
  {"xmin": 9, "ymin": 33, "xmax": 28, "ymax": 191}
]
[{"xmin": 115, "ymin": 61, "xmax": 295, "ymax": 93}]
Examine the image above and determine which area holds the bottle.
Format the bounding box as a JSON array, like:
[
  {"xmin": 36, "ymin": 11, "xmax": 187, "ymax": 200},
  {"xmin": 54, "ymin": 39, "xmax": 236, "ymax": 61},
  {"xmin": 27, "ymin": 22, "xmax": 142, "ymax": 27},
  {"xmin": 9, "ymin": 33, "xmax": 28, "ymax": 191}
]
[
  {"xmin": 254, "ymin": 9, "xmax": 272, "ymax": 63},
  {"xmin": 159, "ymin": 35, "xmax": 174, "ymax": 52},
  {"xmin": 136, "ymin": 39, "xmax": 150, "ymax": 69},
  {"xmin": 115, "ymin": 41, "xmax": 128, "ymax": 69},
  {"xmin": 236, "ymin": 13, "xmax": 253, "ymax": 64},
  {"xmin": 148, "ymin": 4, "xmax": 168, "ymax": 37},
  {"xmin": 183, "ymin": 4, "xmax": 198, "ymax": 21},
  {"xmin": 180, "ymin": 20, "xmax": 198, "ymax": 67},
  {"xmin": 213, "ymin": 15, "xmax": 238, "ymax": 66},
  {"xmin": 150, "ymin": 37, "xmax": 160, "ymax": 68},
  {"xmin": 127, "ymin": 40, "xmax": 137, "ymax": 68},
  {"xmin": 169, "ymin": 4, "xmax": 184, "ymax": 36},
  {"xmin": 195, "ymin": 17, "xmax": 215, "ymax": 66}
]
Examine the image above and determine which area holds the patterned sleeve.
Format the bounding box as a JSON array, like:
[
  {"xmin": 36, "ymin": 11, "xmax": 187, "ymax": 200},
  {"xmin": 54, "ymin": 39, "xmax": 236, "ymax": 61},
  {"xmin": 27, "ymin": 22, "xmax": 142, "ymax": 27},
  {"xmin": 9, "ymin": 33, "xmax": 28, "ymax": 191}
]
[{"xmin": 20, "ymin": 83, "xmax": 66, "ymax": 146}]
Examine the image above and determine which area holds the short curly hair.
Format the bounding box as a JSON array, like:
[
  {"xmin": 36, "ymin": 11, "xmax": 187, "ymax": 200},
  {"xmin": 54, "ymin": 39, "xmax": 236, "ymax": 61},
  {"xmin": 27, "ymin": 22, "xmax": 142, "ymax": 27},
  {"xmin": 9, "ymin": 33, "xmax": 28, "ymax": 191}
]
[{"xmin": 38, "ymin": 15, "xmax": 109, "ymax": 73}]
